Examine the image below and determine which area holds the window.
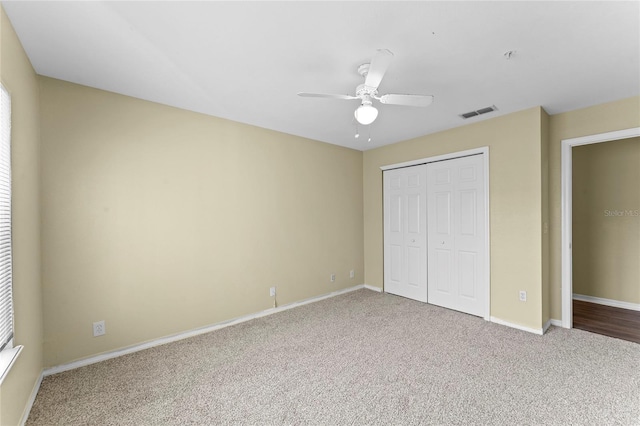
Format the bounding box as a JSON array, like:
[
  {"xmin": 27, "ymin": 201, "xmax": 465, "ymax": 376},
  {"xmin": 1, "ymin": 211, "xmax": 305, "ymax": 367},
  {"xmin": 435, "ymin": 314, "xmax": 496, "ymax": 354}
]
[{"xmin": 0, "ymin": 83, "xmax": 21, "ymax": 385}]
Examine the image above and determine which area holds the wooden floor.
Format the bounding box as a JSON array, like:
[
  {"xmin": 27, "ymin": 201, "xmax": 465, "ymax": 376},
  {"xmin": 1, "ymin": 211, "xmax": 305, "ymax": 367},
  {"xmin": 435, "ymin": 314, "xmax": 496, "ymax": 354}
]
[{"xmin": 573, "ymin": 299, "xmax": 640, "ymax": 344}]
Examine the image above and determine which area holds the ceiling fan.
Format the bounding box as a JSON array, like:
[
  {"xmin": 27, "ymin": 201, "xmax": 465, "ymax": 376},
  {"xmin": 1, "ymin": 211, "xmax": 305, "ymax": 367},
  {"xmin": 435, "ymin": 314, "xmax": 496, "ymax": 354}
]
[{"xmin": 298, "ymin": 49, "xmax": 434, "ymax": 126}]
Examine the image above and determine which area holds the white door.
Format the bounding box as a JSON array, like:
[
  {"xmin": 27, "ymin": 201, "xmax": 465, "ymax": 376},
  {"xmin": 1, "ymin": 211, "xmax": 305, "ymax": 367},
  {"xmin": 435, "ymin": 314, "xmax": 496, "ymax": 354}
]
[
  {"xmin": 427, "ymin": 154, "xmax": 486, "ymax": 317},
  {"xmin": 383, "ymin": 165, "xmax": 428, "ymax": 302}
]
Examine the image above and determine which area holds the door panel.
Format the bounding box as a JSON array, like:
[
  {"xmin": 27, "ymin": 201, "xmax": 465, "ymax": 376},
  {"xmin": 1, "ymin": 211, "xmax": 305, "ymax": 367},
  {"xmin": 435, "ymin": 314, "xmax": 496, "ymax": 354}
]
[
  {"xmin": 435, "ymin": 168, "xmax": 451, "ymax": 184},
  {"xmin": 459, "ymin": 165, "xmax": 476, "ymax": 181},
  {"xmin": 390, "ymin": 195, "xmax": 401, "ymax": 233},
  {"xmin": 390, "ymin": 244, "xmax": 402, "ymax": 283},
  {"xmin": 435, "ymin": 249, "xmax": 451, "ymax": 292},
  {"xmin": 408, "ymin": 194, "xmax": 421, "ymax": 233},
  {"xmin": 383, "ymin": 166, "xmax": 428, "ymax": 302},
  {"xmin": 458, "ymin": 251, "xmax": 476, "ymax": 298},
  {"xmin": 407, "ymin": 246, "xmax": 421, "ymax": 286},
  {"xmin": 390, "ymin": 175, "xmax": 401, "ymax": 189},
  {"xmin": 427, "ymin": 154, "xmax": 486, "ymax": 317},
  {"xmin": 459, "ymin": 190, "xmax": 477, "ymax": 236},
  {"xmin": 435, "ymin": 192, "xmax": 451, "ymax": 234}
]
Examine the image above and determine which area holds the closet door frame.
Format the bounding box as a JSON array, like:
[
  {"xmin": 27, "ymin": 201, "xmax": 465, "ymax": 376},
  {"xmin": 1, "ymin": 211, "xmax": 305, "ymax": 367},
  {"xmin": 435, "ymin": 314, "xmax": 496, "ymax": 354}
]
[{"xmin": 381, "ymin": 147, "xmax": 491, "ymax": 321}]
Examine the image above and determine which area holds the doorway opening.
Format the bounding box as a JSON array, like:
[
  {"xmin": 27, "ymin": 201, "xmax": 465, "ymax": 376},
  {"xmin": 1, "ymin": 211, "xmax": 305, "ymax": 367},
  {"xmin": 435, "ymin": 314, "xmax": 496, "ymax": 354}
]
[{"xmin": 560, "ymin": 127, "xmax": 640, "ymax": 334}]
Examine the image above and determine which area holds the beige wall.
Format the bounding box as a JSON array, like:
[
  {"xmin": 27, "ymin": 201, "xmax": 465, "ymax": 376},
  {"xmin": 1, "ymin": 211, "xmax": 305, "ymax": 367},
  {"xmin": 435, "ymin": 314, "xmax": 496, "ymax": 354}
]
[
  {"xmin": 364, "ymin": 107, "xmax": 546, "ymax": 330},
  {"xmin": 0, "ymin": 7, "xmax": 43, "ymax": 426},
  {"xmin": 39, "ymin": 77, "xmax": 364, "ymax": 367},
  {"xmin": 572, "ymin": 137, "xmax": 639, "ymax": 303},
  {"xmin": 1, "ymin": 8, "xmax": 637, "ymax": 418},
  {"xmin": 548, "ymin": 96, "xmax": 640, "ymax": 319}
]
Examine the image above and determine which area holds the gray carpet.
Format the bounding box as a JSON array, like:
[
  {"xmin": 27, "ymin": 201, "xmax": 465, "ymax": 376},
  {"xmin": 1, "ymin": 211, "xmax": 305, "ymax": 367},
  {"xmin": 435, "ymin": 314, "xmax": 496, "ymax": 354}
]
[{"xmin": 27, "ymin": 289, "xmax": 640, "ymax": 425}]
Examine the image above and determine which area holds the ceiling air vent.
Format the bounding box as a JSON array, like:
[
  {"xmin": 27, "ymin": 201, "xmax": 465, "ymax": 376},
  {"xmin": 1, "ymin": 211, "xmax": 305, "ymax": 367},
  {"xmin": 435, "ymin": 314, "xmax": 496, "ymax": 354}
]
[{"xmin": 459, "ymin": 105, "xmax": 498, "ymax": 119}]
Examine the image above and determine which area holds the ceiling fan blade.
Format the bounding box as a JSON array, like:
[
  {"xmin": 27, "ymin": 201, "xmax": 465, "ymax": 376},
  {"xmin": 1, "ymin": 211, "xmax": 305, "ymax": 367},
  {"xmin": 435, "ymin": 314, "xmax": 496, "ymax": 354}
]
[
  {"xmin": 297, "ymin": 92, "xmax": 359, "ymax": 100},
  {"xmin": 364, "ymin": 49, "xmax": 394, "ymax": 90},
  {"xmin": 379, "ymin": 94, "xmax": 434, "ymax": 107}
]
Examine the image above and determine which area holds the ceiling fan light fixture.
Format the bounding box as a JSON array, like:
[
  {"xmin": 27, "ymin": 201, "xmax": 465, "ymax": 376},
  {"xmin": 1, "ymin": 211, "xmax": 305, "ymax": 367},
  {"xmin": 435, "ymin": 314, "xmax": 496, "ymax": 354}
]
[{"xmin": 354, "ymin": 103, "xmax": 378, "ymax": 125}]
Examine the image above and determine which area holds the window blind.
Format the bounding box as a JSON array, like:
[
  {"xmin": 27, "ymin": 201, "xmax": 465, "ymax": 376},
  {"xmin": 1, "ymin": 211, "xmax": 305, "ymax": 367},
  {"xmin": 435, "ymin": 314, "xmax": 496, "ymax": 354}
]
[{"xmin": 0, "ymin": 84, "xmax": 13, "ymax": 351}]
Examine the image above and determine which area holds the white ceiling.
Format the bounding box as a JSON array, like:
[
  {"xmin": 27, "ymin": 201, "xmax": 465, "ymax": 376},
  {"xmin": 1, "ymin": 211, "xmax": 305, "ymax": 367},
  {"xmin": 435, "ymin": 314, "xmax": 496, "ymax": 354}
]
[{"xmin": 3, "ymin": 1, "xmax": 639, "ymax": 150}]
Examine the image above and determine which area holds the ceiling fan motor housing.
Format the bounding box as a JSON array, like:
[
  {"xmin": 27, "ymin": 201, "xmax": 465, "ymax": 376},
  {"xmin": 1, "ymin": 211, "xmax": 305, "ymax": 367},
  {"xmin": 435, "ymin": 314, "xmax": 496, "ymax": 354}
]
[
  {"xmin": 356, "ymin": 84, "xmax": 377, "ymax": 100},
  {"xmin": 356, "ymin": 64, "xmax": 380, "ymax": 98}
]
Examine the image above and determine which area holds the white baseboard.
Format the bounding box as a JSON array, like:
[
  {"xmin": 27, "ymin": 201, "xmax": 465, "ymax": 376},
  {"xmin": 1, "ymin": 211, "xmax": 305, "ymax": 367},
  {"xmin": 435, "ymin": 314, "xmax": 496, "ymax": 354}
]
[
  {"xmin": 490, "ymin": 316, "xmax": 544, "ymax": 335},
  {"xmin": 573, "ymin": 293, "xmax": 640, "ymax": 311},
  {"xmin": 549, "ymin": 319, "xmax": 563, "ymax": 327},
  {"xmin": 44, "ymin": 284, "xmax": 374, "ymax": 377},
  {"xmin": 363, "ymin": 284, "xmax": 382, "ymax": 292},
  {"xmin": 19, "ymin": 370, "xmax": 43, "ymax": 426},
  {"xmin": 494, "ymin": 317, "xmax": 563, "ymax": 334}
]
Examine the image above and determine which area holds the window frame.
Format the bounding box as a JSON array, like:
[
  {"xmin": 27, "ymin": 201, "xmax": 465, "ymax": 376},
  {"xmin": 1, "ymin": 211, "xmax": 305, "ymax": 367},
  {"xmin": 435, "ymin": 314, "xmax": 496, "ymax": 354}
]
[{"xmin": 0, "ymin": 82, "xmax": 22, "ymax": 386}]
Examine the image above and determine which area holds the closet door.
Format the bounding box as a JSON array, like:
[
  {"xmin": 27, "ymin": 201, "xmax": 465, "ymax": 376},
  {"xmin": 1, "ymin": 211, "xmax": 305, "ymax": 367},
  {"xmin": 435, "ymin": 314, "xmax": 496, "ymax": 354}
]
[
  {"xmin": 427, "ymin": 154, "xmax": 486, "ymax": 317},
  {"xmin": 383, "ymin": 165, "xmax": 427, "ymax": 302}
]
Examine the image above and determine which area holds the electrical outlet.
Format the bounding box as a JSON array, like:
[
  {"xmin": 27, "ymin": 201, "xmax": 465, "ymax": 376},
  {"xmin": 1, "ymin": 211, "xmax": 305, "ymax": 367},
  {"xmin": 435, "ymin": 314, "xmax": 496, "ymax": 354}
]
[
  {"xmin": 330, "ymin": 273, "xmax": 336, "ymax": 282},
  {"xmin": 519, "ymin": 291, "xmax": 527, "ymax": 302},
  {"xmin": 350, "ymin": 270, "xmax": 355, "ymax": 279},
  {"xmin": 270, "ymin": 286, "xmax": 276, "ymax": 297},
  {"xmin": 93, "ymin": 320, "xmax": 106, "ymax": 337}
]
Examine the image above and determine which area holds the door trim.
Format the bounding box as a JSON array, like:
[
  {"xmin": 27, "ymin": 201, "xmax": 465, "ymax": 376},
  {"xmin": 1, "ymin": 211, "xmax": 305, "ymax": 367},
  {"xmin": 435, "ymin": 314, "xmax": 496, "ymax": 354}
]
[
  {"xmin": 380, "ymin": 147, "xmax": 488, "ymax": 171},
  {"xmin": 560, "ymin": 127, "xmax": 640, "ymax": 328},
  {"xmin": 381, "ymin": 147, "xmax": 491, "ymax": 321}
]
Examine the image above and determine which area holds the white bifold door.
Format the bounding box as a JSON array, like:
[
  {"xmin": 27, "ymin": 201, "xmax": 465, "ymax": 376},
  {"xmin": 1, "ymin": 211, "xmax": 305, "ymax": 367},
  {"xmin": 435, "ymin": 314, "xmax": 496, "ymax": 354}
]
[
  {"xmin": 427, "ymin": 154, "xmax": 486, "ymax": 317},
  {"xmin": 383, "ymin": 153, "xmax": 486, "ymax": 318},
  {"xmin": 383, "ymin": 166, "xmax": 428, "ymax": 302}
]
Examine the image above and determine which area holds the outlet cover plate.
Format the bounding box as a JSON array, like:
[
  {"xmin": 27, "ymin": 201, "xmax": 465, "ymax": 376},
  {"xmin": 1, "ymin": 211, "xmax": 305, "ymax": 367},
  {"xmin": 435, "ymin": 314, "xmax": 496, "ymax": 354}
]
[
  {"xmin": 93, "ymin": 320, "xmax": 105, "ymax": 337},
  {"xmin": 519, "ymin": 291, "xmax": 527, "ymax": 302},
  {"xmin": 270, "ymin": 287, "xmax": 276, "ymax": 297}
]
